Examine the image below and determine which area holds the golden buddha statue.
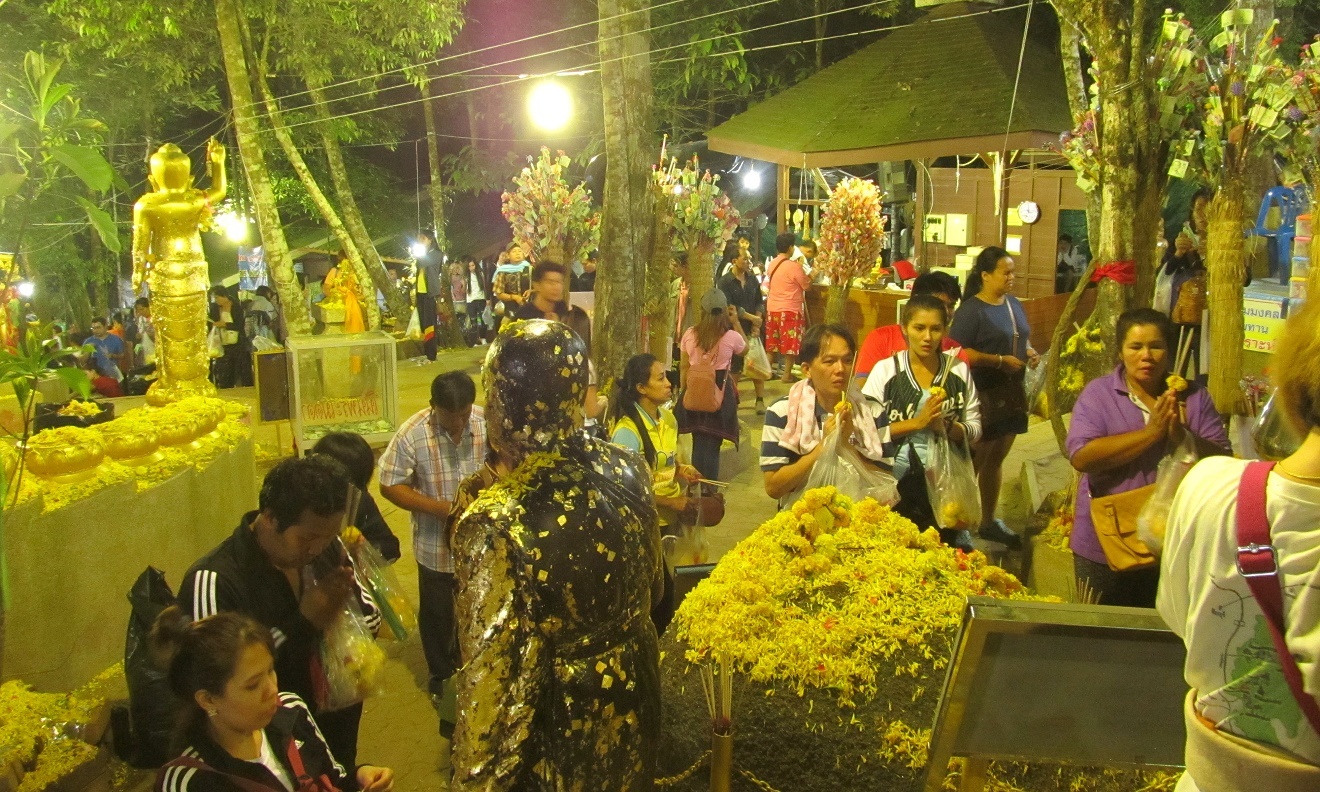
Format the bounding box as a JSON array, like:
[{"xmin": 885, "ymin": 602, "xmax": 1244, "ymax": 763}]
[{"xmin": 132, "ymin": 140, "xmax": 226, "ymax": 405}]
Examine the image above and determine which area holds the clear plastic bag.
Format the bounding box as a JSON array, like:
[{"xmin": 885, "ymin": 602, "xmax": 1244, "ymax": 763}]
[
  {"xmin": 925, "ymin": 432, "xmax": 982, "ymax": 529},
  {"xmin": 349, "ymin": 539, "xmax": 417, "ymax": 640},
  {"xmin": 744, "ymin": 337, "xmax": 772, "ymax": 381},
  {"xmin": 1252, "ymin": 388, "xmax": 1303, "ymax": 461},
  {"xmin": 319, "ymin": 600, "xmax": 386, "ymax": 712},
  {"xmin": 803, "ymin": 427, "xmax": 901, "ymax": 507},
  {"xmin": 1025, "ymin": 349, "xmax": 1049, "ymax": 416},
  {"xmin": 1136, "ymin": 435, "xmax": 1198, "ymax": 555}
]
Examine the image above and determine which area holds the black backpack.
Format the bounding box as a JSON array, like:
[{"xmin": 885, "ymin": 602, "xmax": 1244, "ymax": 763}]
[{"xmin": 117, "ymin": 567, "xmax": 179, "ymax": 767}]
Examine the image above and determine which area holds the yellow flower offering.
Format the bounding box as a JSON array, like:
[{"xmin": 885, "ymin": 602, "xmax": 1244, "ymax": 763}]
[
  {"xmin": 56, "ymin": 399, "xmax": 102, "ymax": 418},
  {"xmin": 928, "ymin": 386, "xmax": 946, "ymax": 401},
  {"xmin": 1166, "ymin": 373, "xmax": 1188, "ymax": 393}
]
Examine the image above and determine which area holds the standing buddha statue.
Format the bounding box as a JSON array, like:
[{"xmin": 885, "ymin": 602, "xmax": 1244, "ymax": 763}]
[{"xmin": 132, "ymin": 140, "xmax": 226, "ymax": 405}]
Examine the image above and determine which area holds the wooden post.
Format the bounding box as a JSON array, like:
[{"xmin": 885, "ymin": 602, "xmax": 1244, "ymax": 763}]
[
  {"xmin": 959, "ymin": 757, "xmax": 989, "ymax": 792},
  {"xmin": 777, "ymin": 165, "xmax": 791, "ymax": 234}
]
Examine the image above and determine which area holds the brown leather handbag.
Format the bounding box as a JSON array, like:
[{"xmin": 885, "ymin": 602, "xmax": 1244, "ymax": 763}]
[{"xmin": 1089, "ymin": 483, "xmax": 1157, "ymax": 572}]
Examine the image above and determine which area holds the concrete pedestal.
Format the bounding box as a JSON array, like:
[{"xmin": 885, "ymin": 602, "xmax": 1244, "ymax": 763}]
[{"xmin": 1, "ymin": 436, "xmax": 256, "ymax": 691}]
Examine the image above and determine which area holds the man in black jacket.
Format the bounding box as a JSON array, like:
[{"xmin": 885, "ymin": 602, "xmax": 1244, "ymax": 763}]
[{"xmin": 179, "ymin": 456, "xmax": 380, "ymax": 769}]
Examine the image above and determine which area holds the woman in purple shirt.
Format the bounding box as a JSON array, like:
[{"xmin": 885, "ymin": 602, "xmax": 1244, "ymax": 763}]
[{"xmin": 1067, "ymin": 308, "xmax": 1229, "ymax": 607}]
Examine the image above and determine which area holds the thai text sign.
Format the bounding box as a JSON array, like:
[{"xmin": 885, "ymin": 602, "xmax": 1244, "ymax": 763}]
[
  {"xmin": 302, "ymin": 393, "xmax": 382, "ymax": 424},
  {"xmin": 1243, "ymin": 296, "xmax": 1286, "ymax": 353}
]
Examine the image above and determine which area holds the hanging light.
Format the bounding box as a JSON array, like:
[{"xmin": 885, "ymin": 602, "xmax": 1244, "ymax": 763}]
[
  {"xmin": 15, "ymin": 281, "xmax": 34, "ymax": 299},
  {"xmin": 742, "ymin": 169, "xmax": 762, "ymax": 190},
  {"xmin": 410, "ymin": 241, "xmax": 428, "ymax": 259},
  {"xmin": 527, "ymin": 80, "xmax": 574, "ymax": 132}
]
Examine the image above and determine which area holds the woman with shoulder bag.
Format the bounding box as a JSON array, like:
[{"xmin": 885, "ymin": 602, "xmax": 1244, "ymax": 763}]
[
  {"xmin": 678, "ymin": 289, "xmax": 746, "ymax": 481},
  {"xmin": 1158, "ymin": 299, "xmax": 1320, "ymax": 790},
  {"xmin": 1068, "ymin": 309, "xmax": 1228, "ymax": 607},
  {"xmin": 949, "ymin": 247, "xmax": 1039, "ymax": 549}
]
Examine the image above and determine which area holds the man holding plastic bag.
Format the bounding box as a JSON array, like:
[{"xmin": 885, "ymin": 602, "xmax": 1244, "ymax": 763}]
[
  {"xmin": 761, "ymin": 324, "xmax": 895, "ymax": 509},
  {"xmin": 862, "ymin": 294, "xmax": 983, "ymax": 552},
  {"xmin": 178, "ymin": 456, "xmax": 381, "ymax": 770}
]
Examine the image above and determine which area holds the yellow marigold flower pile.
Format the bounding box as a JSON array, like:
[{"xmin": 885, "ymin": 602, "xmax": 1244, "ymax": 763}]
[
  {"xmin": 674, "ymin": 487, "xmax": 1041, "ymax": 707},
  {"xmin": 55, "ymin": 399, "xmax": 103, "ymax": 418},
  {"xmin": 0, "ymin": 665, "xmax": 120, "ymax": 790},
  {"xmin": 1040, "ymin": 509, "xmax": 1074, "ymax": 553}
]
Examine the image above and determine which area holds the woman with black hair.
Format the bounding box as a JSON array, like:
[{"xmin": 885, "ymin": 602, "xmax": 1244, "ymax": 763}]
[
  {"xmin": 949, "ymin": 246, "xmax": 1040, "ymax": 549},
  {"xmin": 308, "ymin": 433, "xmax": 400, "ymax": 563},
  {"xmin": 609, "ymin": 354, "xmax": 702, "ymax": 530},
  {"xmin": 152, "ymin": 609, "xmax": 393, "ymax": 791},
  {"xmin": 209, "ymin": 285, "xmax": 251, "ymax": 389}
]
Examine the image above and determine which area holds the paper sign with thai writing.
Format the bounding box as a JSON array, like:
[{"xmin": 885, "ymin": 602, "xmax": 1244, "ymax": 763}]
[{"xmin": 1243, "ymin": 297, "xmax": 1286, "ymax": 353}]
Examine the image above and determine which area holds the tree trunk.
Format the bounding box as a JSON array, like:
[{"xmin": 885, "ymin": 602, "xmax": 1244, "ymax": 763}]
[
  {"xmin": 214, "ymin": 0, "xmax": 309, "ymax": 335},
  {"xmin": 813, "ymin": 0, "xmax": 826, "ymax": 72},
  {"xmin": 419, "ymin": 71, "xmax": 464, "ymax": 350},
  {"xmin": 596, "ymin": 0, "xmax": 655, "ymax": 381},
  {"xmin": 824, "ymin": 282, "xmax": 849, "ymax": 324},
  {"xmin": 1206, "ymin": 182, "xmax": 1246, "ymax": 415},
  {"xmin": 465, "ymin": 92, "xmax": 480, "ymax": 151},
  {"xmin": 306, "ymin": 80, "xmax": 410, "ymax": 326},
  {"xmin": 645, "ymin": 200, "xmax": 675, "ymax": 359},
  {"xmin": 1046, "ymin": 257, "xmax": 1101, "ymax": 453},
  {"xmin": 686, "ymin": 246, "xmax": 715, "ymax": 330},
  {"xmin": 252, "ymin": 64, "xmax": 379, "ymax": 330}
]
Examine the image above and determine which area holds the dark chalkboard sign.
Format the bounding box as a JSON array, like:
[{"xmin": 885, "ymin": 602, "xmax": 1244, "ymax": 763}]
[
  {"xmin": 254, "ymin": 349, "xmax": 290, "ymax": 423},
  {"xmin": 924, "ymin": 598, "xmax": 1187, "ymax": 791}
]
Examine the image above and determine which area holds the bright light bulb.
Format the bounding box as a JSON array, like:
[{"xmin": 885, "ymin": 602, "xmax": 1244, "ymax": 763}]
[
  {"xmin": 15, "ymin": 281, "xmax": 34, "ymax": 299},
  {"xmin": 224, "ymin": 215, "xmax": 248, "ymax": 243},
  {"xmin": 410, "ymin": 242, "xmax": 428, "ymax": 259},
  {"xmin": 672, "ymin": 184, "xmax": 684, "ymax": 196},
  {"xmin": 527, "ymin": 80, "xmax": 573, "ymax": 132},
  {"xmin": 742, "ymin": 169, "xmax": 762, "ymax": 190}
]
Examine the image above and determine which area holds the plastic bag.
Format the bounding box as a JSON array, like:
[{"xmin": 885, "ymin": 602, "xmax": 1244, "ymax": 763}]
[
  {"xmin": 1025, "ymin": 350, "xmax": 1049, "ymax": 417},
  {"xmin": 206, "ymin": 326, "xmax": 224, "ymax": 358},
  {"xmin": 124, "ymin": 567, "xmax": 178, "ymax": 768},
  {"xmin": 1252, "ymin": 387, "xmax": 1303, "ymax": 461},
  {"xmin": 318, "ymin": 600, "xmax": 386, "ymax": 712},
  {"xmin": 1136, "ymin": 434, "xmax": 1198, "ymax": 556},
  {"xmin": 745, "ymin": 337, "xmax": 772, "ymax": 381},
  {"xmin": 925, "ymin": 432, "xmax": 982, "ymax": 529},
  {"xmin": 405, "ymin": 307, "xmax": 421, "ymax": 340},
  {"xmin": 803, "ymin": 427, "xmax": 900, "ymax": 507},
  {"xmin": 348, "ymin": 539, "xmax": 416, "ymax": 640}
]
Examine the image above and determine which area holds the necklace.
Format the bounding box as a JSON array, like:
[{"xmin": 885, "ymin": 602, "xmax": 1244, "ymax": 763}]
[{"xmin": 1276, "ymin": 462, "xmax": 1320, "ymax": 482}]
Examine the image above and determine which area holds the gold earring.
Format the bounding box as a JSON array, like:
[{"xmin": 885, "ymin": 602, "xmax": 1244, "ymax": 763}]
[{"xmin": 206, "ymin": 709, "xmax": 218, "ymax": 718}]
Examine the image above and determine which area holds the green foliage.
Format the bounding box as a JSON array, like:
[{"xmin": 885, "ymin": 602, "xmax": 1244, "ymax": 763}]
[
  {"xmin": 0, "ymin": 52, "xmax": 120, "ymax": 254},
  {"xmin": 0, "ymin": 326, "xmax": 92, "ymax": 419}
]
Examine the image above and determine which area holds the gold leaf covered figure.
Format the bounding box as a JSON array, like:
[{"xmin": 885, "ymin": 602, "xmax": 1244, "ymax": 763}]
[
  {"xmin": 452, "ymin": 319, "xmax": 663, "ymax": 790},
  {"xmin": 132, "ymin": 140, "xmax": 226, "ymax": 405}
]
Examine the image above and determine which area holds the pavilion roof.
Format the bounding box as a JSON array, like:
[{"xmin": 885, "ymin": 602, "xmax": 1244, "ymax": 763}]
[{"xmin": 706, "ymin": 2, "xmax": 1072, "ymax": 167}]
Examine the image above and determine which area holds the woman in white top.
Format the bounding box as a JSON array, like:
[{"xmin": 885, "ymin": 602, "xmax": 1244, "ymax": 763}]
[
  {"xmin": 1158, "ymin": 298, "xmax": 1320, "ymax": 790},
  {"xmin": 862, "ymin": 294, "xmax": 981, "ymax": 551}
]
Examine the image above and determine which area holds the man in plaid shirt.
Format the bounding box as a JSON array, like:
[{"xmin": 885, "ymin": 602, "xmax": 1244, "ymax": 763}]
[{"xmin": 379, "ymin": 371, "xmax": 486, "ymax": 722}]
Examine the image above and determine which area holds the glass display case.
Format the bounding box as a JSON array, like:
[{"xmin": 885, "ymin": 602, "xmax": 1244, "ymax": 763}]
[{"xmin": 285, "ymin": 331, "xmax": 399, "ymax": 453}]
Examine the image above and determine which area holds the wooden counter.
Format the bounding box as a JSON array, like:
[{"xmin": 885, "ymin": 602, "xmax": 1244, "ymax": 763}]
[{"xmin": 803, "ymin": 283, "xmax": 1097, "ymax": 353}]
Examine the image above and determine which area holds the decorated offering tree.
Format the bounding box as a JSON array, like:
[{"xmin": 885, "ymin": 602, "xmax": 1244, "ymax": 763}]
[
  {"xmin": 815, "ymin": 177, "xmax": 887, "ymax": 323},
  {"xmin": 1043, "ymin": 11, "xmax": 1208, "ymax": 449},
  {"xmin": 645, "ymin": 153, "xmax": 681, "ymax": 358},
  {"xmin": 1278, "ymin": 41, "xmax": 1320, "ymax": 296},
  {"xmin": 501, "ymin": 147, "xmax": 601, "ymax": 265},
  {"xmin": 1174, "ymin": 10, "xmax": 1291, "ymax": 414},
  {"xmin": 663, "ymin": 156, "xmax": 740, "ymax": 318},
  {"xmin": 657, "ymin": 488, "xmax": 1178, "ymax": 790}
]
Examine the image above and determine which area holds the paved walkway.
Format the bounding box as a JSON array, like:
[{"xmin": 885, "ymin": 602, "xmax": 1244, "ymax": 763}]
[{"xmin": 233, "ymin": 346, "xmax": 1074, "ymax": 789}]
